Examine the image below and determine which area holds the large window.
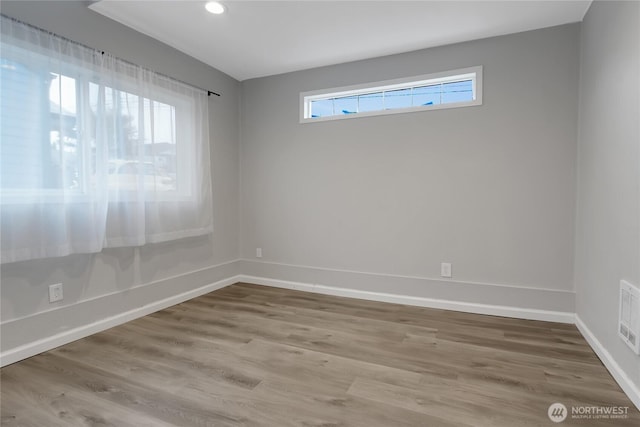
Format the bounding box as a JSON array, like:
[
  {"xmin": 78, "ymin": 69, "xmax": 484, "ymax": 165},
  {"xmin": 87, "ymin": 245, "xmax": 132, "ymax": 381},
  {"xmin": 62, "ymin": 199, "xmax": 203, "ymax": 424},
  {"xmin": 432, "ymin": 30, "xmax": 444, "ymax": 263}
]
[
  {"xmin": 301, "ymin": 66, "xmax": 482, "ymax": 123},
  {"xmin": 2, "ymin": 65, "xmax": 190, "ymax": 199},
  {"xmin": 0, "ymin": 16, "xmax": 212, "ymax": 263}
]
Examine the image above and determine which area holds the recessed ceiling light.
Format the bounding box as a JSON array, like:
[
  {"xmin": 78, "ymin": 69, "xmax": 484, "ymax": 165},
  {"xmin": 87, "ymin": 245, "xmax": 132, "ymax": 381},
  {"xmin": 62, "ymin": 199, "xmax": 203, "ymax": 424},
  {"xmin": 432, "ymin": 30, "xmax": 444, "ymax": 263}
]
[{"xmin": 205, "ymin": 1, "xmax": 225, "ymax": 15}]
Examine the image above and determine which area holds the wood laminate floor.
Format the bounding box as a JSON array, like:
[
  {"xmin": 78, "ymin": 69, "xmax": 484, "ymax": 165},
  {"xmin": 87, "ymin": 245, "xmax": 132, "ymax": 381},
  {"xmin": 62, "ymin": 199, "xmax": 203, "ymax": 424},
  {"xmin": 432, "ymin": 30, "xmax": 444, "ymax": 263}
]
[{"xmin": 1, "ymin": 283, "xmax": 638, "ymax": 426}]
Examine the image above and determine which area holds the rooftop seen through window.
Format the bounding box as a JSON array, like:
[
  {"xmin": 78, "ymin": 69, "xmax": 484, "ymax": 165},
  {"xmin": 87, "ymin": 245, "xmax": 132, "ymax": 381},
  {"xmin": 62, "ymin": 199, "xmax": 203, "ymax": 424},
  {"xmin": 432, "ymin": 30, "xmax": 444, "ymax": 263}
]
[{"xmin": 301, "ymin": 66, "xmax": 482, "ymax": 123}]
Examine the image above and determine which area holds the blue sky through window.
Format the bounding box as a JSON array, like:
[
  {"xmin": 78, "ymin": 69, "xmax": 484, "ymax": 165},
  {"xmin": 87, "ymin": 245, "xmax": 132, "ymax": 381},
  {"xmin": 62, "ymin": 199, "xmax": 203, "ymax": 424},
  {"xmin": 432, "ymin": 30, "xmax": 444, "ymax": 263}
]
[
  {"xmin": 358, "ymin": 92, "xmax": 383, "ymax": 112},
  {"xmin": 308, "ymin": 77, "xmax": 475, "ymax": 119},
  {"xmin": 334, "ymin": 95, "xmax": 358, "ymax": 115},
  {"xmin": 303, "ymin": 67, "xmax": 482, "ymax": 121},
  {"xmin": 441, "ymin": 80, "xmax": 473, "ymax": 103}
]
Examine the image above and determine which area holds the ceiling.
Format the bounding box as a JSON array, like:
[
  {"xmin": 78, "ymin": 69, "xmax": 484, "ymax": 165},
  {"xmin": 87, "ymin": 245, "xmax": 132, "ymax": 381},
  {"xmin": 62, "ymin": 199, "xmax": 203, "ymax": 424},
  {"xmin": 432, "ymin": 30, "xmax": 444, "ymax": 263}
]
[{"xmin": 89, "ymin": 1, "xmax": 591, "ymax": 81}]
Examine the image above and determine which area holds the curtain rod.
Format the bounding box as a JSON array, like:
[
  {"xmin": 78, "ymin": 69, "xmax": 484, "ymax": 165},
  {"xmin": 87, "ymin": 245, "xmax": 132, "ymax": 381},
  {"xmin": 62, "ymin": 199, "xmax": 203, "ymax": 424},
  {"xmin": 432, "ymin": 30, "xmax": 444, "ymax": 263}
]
[
  {"xmin": 97, "ymin": 51, "xmax": 221, "ymax": 97},
  {"xmin": 1, "ymin": 14, "xmax": 222, "ymax": 97}
]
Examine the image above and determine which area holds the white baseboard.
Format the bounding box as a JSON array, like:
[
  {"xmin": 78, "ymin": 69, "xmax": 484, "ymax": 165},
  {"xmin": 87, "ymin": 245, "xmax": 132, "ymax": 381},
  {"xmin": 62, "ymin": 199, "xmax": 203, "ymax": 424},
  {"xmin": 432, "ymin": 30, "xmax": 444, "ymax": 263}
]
[
  {"xmin": 2, "ymin": 267, "xmax": 638, "ymax": 412},
  {"xmin": 241, "ymin": 274, "xmax": 640, "ymax": 409},
  {"xmin": 0, "ymin": 274, "xmax": 241, "ymax": 367},
  {"xmin": 237, "ymin": 275, "xmax": 575, "ymax": 324},
  {"xmin": 575, "ymin": 315, "xmax": 640, "ymax": 411},
  {"xmin": 0, "ymin": 270, "xmax": 574, "ymax": 369}
]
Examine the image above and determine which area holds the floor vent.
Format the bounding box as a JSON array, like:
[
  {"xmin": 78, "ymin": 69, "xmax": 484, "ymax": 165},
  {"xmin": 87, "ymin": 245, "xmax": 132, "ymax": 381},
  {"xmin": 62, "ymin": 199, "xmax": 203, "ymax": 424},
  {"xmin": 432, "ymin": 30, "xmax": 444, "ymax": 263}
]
[{"xmin": 619, "ymin": 280, "xmax": 640, "ymax": 355}]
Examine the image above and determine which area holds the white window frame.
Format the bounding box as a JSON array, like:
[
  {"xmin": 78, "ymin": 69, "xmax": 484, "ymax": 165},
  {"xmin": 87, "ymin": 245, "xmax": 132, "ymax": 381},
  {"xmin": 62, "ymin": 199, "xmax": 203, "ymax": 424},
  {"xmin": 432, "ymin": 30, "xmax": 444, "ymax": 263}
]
[{"xmin": 300, "ymin": 66, "xmax": 483, "ymax": 123}]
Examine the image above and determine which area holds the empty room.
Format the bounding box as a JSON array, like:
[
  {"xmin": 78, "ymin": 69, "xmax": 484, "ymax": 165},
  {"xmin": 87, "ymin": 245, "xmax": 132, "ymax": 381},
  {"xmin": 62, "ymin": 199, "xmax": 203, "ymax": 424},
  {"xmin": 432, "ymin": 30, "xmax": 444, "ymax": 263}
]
[{"xmin": 0, "ymin": 0, "xmax": 638, "ymax": 425}]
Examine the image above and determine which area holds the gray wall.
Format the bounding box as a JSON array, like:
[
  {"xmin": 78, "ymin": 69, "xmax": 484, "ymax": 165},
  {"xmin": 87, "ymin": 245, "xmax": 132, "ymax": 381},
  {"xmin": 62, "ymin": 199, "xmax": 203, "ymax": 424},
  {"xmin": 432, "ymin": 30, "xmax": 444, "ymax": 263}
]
[
  {"xmin": 575, "ymin": 0, "xmax": 640, "ymax": 395},
  {"xmin": 0, "ymin": 1, "xmax": 241, "ymax": 349},
  {"xmin": 2, "ymin": 0, "xmax": 637, "ymax": 404},
  {"xmin": 240, "ymin": 24, "xmax": 580, "ymax": 309}
]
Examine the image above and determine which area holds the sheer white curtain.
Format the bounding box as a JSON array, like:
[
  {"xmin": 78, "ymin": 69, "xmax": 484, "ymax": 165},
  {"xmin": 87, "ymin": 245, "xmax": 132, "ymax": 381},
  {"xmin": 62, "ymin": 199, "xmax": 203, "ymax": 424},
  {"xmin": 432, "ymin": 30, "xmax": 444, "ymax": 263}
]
[{"xmin": 0, "ymin": 15, "xmax": 213, "ymax": 263}]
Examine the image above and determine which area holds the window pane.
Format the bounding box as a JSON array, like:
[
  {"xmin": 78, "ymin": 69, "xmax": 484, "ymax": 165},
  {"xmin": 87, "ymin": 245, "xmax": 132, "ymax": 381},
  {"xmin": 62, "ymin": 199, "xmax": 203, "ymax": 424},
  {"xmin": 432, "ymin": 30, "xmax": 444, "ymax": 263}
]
[
  {"xmin": 106, "ymin": 159, "xmax": 175, "ymax": 192},
  {"xmin": 412, "ymin": 84, "xmax": 441, "ymax": 106},
  {"xmin": 384, "ymin": 88, "xmax": 412, "ymax": 110},
  {"xmin": 310, "ymin": 99, "xmax": 334, "ymax": 117},
  {"xmin": 1, "ymin": 65, "xmax": 82, "ymax": 191},
  {"xmin": 116, "ymin": 90, "xmax": 140, "ymax": 160},
  {"xmin": 358, "ymin": 92, "xmax": 384, "ymax": 112},
  {"xmin": 148, "ymin": 101, "xmax": 177, "ymax": 191},
  {"xmin": 49, "ymin": 73, "xmax": 76, "ymax": 115},
  {"xmin": 441, "ymin": 80, "xmax": 473, "ymax": 103},
  {"xmin": 302, "ymin": 67, "xmax": 481, "ymax": 120},
  {"xmin": 49, "ymin": 74, "xmax": 80, "ymax": 190},
  {"xmin": 95, "ymin": 91, "xmax": 178, "ymax": 192},
  {"xmin": 333, "ymin": 96, "xmax": 357, "ymax": 115},
  {"xmin": 0, "ymin": 59, "xmax": 49, "ymax": 189}
]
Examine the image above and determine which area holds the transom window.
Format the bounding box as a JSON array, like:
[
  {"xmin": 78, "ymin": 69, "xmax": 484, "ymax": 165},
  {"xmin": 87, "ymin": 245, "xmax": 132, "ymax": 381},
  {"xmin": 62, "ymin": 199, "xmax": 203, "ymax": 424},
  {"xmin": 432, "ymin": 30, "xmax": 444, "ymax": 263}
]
[{"xmin": 301, "ymin": 66, "xmax": 482, "ymax": 123}]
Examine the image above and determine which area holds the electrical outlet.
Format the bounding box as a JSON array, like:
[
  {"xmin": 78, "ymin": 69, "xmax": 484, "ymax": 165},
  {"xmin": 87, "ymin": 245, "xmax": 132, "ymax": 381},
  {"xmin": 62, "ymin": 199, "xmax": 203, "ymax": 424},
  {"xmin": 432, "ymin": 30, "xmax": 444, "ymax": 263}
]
[
  {"xmin": 49, "ymin": 283, "xmax": 63, "ymax": 303},
  {"xmin": 441, "ymin": 262, "xmax": 452, "ymax": 278},
  {"xmin": 256, "ymin": 248, "xmax": 263, "ymax": 258}
]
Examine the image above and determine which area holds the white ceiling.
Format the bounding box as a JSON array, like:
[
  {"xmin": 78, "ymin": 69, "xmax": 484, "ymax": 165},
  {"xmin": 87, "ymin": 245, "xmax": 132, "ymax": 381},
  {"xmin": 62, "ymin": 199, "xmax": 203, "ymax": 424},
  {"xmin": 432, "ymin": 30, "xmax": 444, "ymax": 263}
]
[{"xmin": 89, "ymin": 1, "xmax": 591, "ymax": 81}]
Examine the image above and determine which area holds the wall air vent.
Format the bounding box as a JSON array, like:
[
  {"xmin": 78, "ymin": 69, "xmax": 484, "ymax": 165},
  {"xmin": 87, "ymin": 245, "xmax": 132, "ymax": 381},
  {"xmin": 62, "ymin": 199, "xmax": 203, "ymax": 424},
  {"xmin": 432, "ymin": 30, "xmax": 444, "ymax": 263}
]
[{"xmin": 619, "ymin": 280, "xmax": 640, "ymax": 355}]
